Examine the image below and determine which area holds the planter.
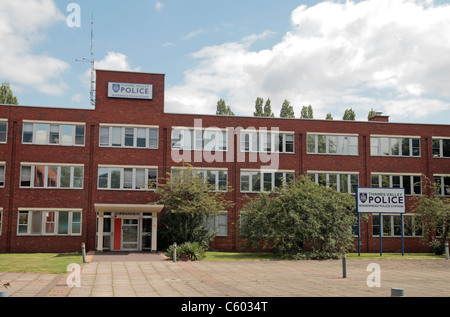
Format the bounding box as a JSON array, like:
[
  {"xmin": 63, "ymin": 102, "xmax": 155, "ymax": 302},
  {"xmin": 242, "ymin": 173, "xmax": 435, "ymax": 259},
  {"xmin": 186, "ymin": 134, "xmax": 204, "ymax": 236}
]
[{"xmin": 0, "ymin": 290, "xmax": 8, "ymax": 297}]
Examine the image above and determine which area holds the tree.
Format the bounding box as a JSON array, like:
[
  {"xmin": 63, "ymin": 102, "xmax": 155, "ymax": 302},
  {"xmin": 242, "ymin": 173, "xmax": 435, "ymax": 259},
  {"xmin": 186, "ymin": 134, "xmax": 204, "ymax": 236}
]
[
  {"xmin": 263, "ymin": 99, "xmax": 275, "ymax": 117},
  {"xmin": 253, "ymin": 97, "xmax": 264, "ymax": 116},
  {"xmin": 156, "ymin": 163, "xmax": 233, "ymax": 249},
  {"xmin": 239, "ymin": 176, "xmax": 357, "ymax": 257},
  {"xmin": 0, "ymin": 82, "xmax": 18, "ymax": 105},
  {"xmin": 368, "ymin": 109, "xmax": 377, "ymax": 120},
  {"xmin": 280, "ymin": 100, "xmax": 295, "ymax": 118},
  {"xmin": 412, "ymin": 177, "xmax": 450, "ymax": 255},
  {"xmin": 216, "ymin": 99, "xmax": 234, "ymax": 116},
  {"xmin": 343, "ymin": 108, "xmax": 356, "ymax": 120},
  {"xmin": 325, "ymin": 113, "xmax": 333, "ymax": 120},
  {"xmin": 300, "ymin": 105, "xmax": 313, "ymax": 119}
]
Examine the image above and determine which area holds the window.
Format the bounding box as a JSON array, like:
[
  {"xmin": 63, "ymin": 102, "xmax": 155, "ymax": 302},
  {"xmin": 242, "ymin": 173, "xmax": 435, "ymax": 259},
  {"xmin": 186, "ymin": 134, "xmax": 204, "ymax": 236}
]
[
  {"xmin": 100, "ymin": 125, "xmax": 159, "ymax": 149},
  {"xmin": 22, "ymin": 121, "xmax": 85, "ymax": 146},
  {"xmin": 308, "ymin": 172, "xmax": 359, "ymax": 194},
  {"xmin": 20, "ymin": 164, "xmax": 84, "ymax": 189},
  {"xmin": 307, "ymin": 134, "xmax": 358, "ymax": 155},
  {"xmin": 0, "ymin": 121, "xmax": 7, "ymax": 143},
  {"xmin": 432, "ymin": 138, "xmax": 450, "ymax": 158},
  {"xmin": 171, "ymin": 128, "xmax": 227, "ymax": 151},
  {"xmin": 17, "ymin": 210, "xmax": 82, "ymax": 236},
  {"xmin": 240, "ymin": 130, "xmax": 294, "ymax": 153},
  {"xmin": 371, "ymin": 174, "xmax": 421, "ymax": 195},
  {"xmin": 97, "ymin": 166, "xmax": 158, "ymax": 190},
  {"xmin": 434, "ymin": 175, "xmax": 450, "ymax": 196},
  {"xmin": 0, "ymin": 208, "xmax": 2, "ymax": 235},
  {"xmin": 0, "ymin": 164, "xmax": 4, "ymax": 187},
  {"xmin": 370, "ymin": 136, "xmax": 420, "ymax": 157},
  {"xmin": 171, "ymin": 168, "xmax": 228, "ymax": 192},
  {"xmin": 207, "ymin": 212, "xmax": 227, "ymax": 237},
  {"xmin": 240, "ymin": 170, "xmax": 294, "ymax": 193},
  {"xmin": 372, "ymin": 214, "xmax": 422, "ymax": 237}
]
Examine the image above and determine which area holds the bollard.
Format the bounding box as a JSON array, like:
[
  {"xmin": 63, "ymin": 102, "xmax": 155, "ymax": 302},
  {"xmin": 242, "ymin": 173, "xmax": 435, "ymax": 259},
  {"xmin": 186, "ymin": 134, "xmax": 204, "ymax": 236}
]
[
  {"xmin": 173, "ymin": 242, "xmax": 177, "ymax": 263},
  {"xmin": 342, "ymin": 252, "xmax": 347, "ymax": 278},
  {"xmin": 391, "ymin": 287, "xmax": 404, "ymax": 297},
  {"xmin": 445, "ymin": 241, "xmax": 449, "ymax": 260},
  {"xmin": 81, "ymin": 243, "xmax": 86, "ymax": 263}
]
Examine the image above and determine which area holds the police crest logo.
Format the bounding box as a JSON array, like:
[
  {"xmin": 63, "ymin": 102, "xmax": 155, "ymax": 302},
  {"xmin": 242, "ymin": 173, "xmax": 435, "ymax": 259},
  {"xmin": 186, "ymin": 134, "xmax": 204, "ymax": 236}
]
[
  {"xmin": 360, "ymin": 192, "xmax": 368, "ymax": 203},
  {"xmin": 112, "ymin": 83, "xmax": 120, "ymax": 93}
]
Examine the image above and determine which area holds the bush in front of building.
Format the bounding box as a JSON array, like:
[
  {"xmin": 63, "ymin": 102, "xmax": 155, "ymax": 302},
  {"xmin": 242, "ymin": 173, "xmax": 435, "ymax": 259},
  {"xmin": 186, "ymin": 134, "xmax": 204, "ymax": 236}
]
[
  {"xmin": 239, "ymin": 176, "xmax": 357, "ymax": 258},
  {"xmin": 165, "ymin": 241, "xmax": 206, "ymax": 261}
]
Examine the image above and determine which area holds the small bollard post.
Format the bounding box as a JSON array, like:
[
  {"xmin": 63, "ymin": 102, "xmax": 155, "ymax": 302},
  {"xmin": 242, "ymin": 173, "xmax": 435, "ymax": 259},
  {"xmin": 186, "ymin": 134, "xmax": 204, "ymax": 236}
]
[
  {"xmin": 391, "ymin": 287, "xmax": 404, "ymax": 297},
  {"xmin": 445, "ymin": 241, "xmax": 449, "ymax": 260},
  {"xmin": 342, "ymin": 252, "xmax": 347, "ymax": 278},
  {"xmin": 173, "ymin": 242, "xmax": 177, "ymax": 263},
  {"xmin": 81, "ymin": 243, "xmax": 86, "ymax": 263}
]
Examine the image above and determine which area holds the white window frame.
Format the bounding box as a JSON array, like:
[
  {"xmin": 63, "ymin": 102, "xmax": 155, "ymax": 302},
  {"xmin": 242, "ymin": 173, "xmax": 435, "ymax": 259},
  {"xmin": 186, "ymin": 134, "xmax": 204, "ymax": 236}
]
[
  {"xmin": 0, "ymin": 120, "xmax": 7, "ymax": 144},
  {"xmin": 308, "ymin": 171, "xmax": 359, "ymax": 194},
  {"xmin": 0, "ymin": 162, "xmax": 5, "ymax": 188},
  {"xmin": 307, "ymin": 133, "xmax": 358, "ymax": 156},
  {"xmin": 432, "ymin": 137, "xmax": 450, "ymax": 158},
  {"xmin": 22, "ymin": 120, "xmax": 85, "ymax": 146},
  {"xmin": 171, "ymin": 127, "xmax": 228, "ymax": 152},
  {"xmin": 19, "ymin": 163, "xmax": 84, "ymax": 189},
  {"xmin": 99, "ymin": 124, "xmax": 159, "ymax": 149},
  {"xmin": 170, "ymin": 167, "xmax": 228, "ymax": 192},
  {"xmin": 97, "ymin": 165, "xmax": 158, "ymax": 191},
  {"xmin": 207, "ymin": 212, "xmax": 228, "ymax": 237},
  {"xmin": 371, "ymin": 173, "xmax": 422, "ymax": 196},
  {"xmin": 240, "ymin": 130, "xmax": 295, "ymax": 154},
  {"xmin": 240, "ymin": 170, "xmax": 295, "ymax": 193},
  {"xmin": 16, "ymin": 209, "xmax": 82, "ymax": 236},
  {"xmin": 370, "ymin": 135, "xmax": 421, "ymax": 157},
  {"xmin": 434, "ymin": 174, "xmax": 450, "ymax": 197},
  {"xmin": 372, "ymin": 214, "xmax": 422, "ymax": 238}
]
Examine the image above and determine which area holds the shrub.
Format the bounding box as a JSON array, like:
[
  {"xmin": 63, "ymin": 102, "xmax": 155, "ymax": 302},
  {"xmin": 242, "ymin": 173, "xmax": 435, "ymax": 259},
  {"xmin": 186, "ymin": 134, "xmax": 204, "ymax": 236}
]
[{"xmin": 165, "ymin": 242, "xmax": 206, "ymax": 261}]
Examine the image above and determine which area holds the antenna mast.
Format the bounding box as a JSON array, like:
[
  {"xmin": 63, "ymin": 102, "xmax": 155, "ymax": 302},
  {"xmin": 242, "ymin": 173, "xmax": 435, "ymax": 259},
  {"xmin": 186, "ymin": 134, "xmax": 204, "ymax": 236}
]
[{"xmin": 76, "ymin": 14, "xmax": 96, "ymax": 107}]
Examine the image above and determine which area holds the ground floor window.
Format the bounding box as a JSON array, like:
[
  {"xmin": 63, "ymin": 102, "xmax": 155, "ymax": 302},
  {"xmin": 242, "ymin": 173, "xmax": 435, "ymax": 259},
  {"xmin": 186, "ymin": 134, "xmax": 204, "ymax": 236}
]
[
  {"xmin": 207, "ymin": 212, "xmax": 228, "ymax": 237},
  {"xmin": 372, "ymin": 214, "xmax": 422, "ymax": 237},
  {"xmin": 17, "ymin": 209, "xmax": 82, "ymax": 236}
]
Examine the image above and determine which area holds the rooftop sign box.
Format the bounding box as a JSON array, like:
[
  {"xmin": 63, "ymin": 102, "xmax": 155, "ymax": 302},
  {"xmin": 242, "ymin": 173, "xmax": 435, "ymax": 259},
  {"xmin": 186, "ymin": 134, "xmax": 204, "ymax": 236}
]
[
  {"xmin": 108, "ymin": 82, "xmax": 153, "ymax": 100},
  {"xmin": 356, "ymin": 187, "xmax": 405, "ymax": 214}
]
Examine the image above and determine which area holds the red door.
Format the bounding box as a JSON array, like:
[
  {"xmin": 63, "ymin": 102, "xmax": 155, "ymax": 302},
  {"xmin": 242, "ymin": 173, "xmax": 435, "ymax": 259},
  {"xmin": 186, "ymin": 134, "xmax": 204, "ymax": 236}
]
[{"xmin": 114, "ymin": 218, "xmax": 122, "ymax": 250}]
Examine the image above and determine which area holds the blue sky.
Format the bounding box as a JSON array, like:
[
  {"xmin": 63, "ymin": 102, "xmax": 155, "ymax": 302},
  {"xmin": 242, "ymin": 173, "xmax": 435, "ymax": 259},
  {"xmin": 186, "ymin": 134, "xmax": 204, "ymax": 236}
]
[{"xmin": 1, "ymin": 0, "xmax": 450, "ymax": 125}]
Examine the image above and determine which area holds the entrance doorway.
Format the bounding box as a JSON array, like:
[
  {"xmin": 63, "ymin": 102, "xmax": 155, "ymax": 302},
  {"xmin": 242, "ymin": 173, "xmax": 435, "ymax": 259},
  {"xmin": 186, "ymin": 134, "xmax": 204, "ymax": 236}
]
[{"xmin": 121, "ymin": 218, "xmax": 139, "ymax": 251}]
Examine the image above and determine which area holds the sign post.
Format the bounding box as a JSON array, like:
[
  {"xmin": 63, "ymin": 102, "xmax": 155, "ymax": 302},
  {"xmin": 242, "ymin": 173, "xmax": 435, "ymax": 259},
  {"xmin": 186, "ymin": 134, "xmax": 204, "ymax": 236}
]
[{"xmin": 356, "ymin": 187, "xmax": 406, "ymax": 256}]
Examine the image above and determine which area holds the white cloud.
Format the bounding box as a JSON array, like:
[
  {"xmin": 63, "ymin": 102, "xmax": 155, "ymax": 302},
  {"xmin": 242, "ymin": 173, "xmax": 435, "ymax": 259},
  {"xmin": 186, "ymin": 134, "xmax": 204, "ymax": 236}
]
[
  {"xmin": 0, "ymin": 0, "xmax": 69, "ymax": 96},
  {"xmin": 155, "ymin": 1, "xmax": 164, "ymax": 12},
  {"xmin": 165, "ymin": 0, "xmax": 450, "ymax": 122}
]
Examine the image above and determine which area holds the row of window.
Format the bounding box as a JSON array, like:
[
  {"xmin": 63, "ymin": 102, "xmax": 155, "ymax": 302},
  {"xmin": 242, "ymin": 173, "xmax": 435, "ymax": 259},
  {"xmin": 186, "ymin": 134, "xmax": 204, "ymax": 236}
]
[
  {"xmin": 0, "ymin": 163, "xmax": 446, "ymax": 196},
  {"xmin": 17, "ymin": 210, "xmax": 82, "ymax": 236},
  {"xmin": 2, "ymin": 120, "xmax": 449, "ymax": 158}
]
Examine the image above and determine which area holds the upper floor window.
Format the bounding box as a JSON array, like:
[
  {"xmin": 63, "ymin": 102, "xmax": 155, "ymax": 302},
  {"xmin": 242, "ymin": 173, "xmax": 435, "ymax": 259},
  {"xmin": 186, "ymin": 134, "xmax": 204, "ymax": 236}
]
[
  {"xmin": 171, "ymin": 167, "xmax": 228, "ymax": 192},
  {"xmin": 371, "ymin": 173, "xmax": 421, "ymax": 195},
  {"xmin": 240, "ymin": 170, "xmax": 294, "ymax": 193},
  {"xmin": 432, "ymin": 138, "xmax": 450, "ymax": 158},
  {"xmin": 307, "ymin": 133, "xmax": 358, "ymax": 155},
  {"xmin": 0, "ymin": 121, "xmax": 7, "ymax": 143},
  {"xmin": 22, "ymin": 121, "xmax": 85, "ymax": 146},
  {"xmin": 434, "ymin": 175, "xmax": 450, "ymax": 196},
  {"xmin": 370, "ymin": 136, "xmax": 420, "ymax": 157},
  {"xmin": 99, "ymin": 124, "xmax": 158, "ymax": 149},
  {"xmin": 20, "ymin": 163, "xmax": 84, "ymax": 189},
  {"xmin": 171, "ymin": 128, "xmax": 227, "ymax": 151},
  {"xmin": 97, "ymin": 165, "xmax": 157, "ymax": 190},
  {"xmin": 240, "ymin": 130, "xmax": 294, "ymax": 153},
  {"xmin": 308, "ymin": 172, "xmax": 359, "ymax": 194},
  {"xmin": 0, "ymin": 163, "xmax": 5, "ymax": 188}
]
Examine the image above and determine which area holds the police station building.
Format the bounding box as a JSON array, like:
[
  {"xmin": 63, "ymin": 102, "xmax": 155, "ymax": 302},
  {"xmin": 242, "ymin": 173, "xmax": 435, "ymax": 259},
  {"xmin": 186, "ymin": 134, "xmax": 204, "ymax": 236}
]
[{"xmin": 0, "ymin": 69, "xmax": 449, "ymax": 254}]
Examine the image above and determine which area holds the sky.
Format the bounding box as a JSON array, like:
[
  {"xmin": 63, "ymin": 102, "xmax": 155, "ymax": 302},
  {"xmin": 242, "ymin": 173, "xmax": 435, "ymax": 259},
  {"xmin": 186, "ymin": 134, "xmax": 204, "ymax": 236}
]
[{"xmin": 1, "ymin": 0, "xmax": 450, "ymax": 124}]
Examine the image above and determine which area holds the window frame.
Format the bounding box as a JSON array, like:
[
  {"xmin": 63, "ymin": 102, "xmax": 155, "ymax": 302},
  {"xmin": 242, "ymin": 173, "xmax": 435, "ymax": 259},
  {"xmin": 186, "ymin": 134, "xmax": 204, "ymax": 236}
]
[
  {"xmin": 171, "ymin": 127, "xmax": 228, "ymax": 152},
  {"xmin": 22, "ymin": 121, "xmax": 85, "ymax": 147},
  {"xmin": 240, "ymin": 170, "xmax": 295, "ymax": 193},
  {"xmin": 19, "ymin": 163, "xmax": 84, "ymax": 189},
  {"xmin": 206, "ymin": 212, "xmax": 228, "ymax": 237},
  {"xmin": 370, "ymin": 136, "xmax": 421, "ymax": 157},
  {"xmin": 99, "ymin": 124, "xmax": 159, "ymax": 149},
  {"xmin": 0, "ymin": 120, "xmax": 7, "ymax": 144},
  {"xmin": 0, "ymin": 163, "xmax": 5, "ymax": 188},
  {"xmin": 97, "ymin": 165, "xmax": 158, "ymax": 191},
  {"xmin": 17, "ymin": 209, "xmax": 82, "ymax": 236},
  {"xmin": 308, "ymin": 171, "xmax": 359, "ymax": 194},
  {"xmin": 432, "ymin": 138, "xmax": 450, "ymax": 158},
  {"xmin": 434, "ymin": 175, "xmax": 450, "ymax": 197},
  {"xmin": 307, "ymin": 133, "xmax": 359, "ymax": 156},
  {"xmin": 371, "ymin": 173, "xmax": 422, "ymax": 196},
  {"xmin": 372, "ymin": 214, "xmax": 422, "ymax": 238},
  {"xmin": 240, "ymin": 130, "xmax": 295, "ymax": 154}
]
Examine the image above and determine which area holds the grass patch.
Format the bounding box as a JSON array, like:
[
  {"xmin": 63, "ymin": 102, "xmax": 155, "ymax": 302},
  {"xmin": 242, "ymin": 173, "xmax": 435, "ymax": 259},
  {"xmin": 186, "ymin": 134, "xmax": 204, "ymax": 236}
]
[
  {"xmin": 0, "ymin": 253, "xmax": 84, "ymax": 274},
  {"xmin": 204, "ymin": 252, "xmax": 278, "ymax": 261}
]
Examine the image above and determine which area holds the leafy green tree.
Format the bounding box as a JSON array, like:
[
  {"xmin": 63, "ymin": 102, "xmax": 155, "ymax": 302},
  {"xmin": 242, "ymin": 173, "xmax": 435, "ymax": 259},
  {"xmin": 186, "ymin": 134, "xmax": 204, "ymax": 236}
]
[
  {"xmin": 253, "ymin": 97, "xmax": 264, "ymax": 116},
  {"xmin": 300, "ymin": 105, "xmax": 313, "ymax": 119},
  {"xmin": 156, "ymin": 163, "xmax": 233, "ymax": 249},
  {"xmin": 263, "ymin": 98, "xmax": 275, "ymax": 117},
  {"xmin": 343, "ymin": 108, "xmax": 356, "ymax": 120},
  {"xmin": 368, "ymin": 109, "xmax": 377, "ymax": 120},
  {"xmin": 412, "ymin": 177, "xmax": 450, "ymax": 255},
  {"xmin": 280, "ymin": 100, "xmax": 295, "ymax": 118},
  {"xmin": 216, "ymin": 98, "xmax": 234, "ymax": 115},
  {"xmin": 325, "ymin": 113, "xmax": 333, "ymax": 120},
  {"xmin": 239, "ymin": 176, "xmax": 357, "ymax": 256},
  {"xmin": 0, "ymin": 82, "xmax": 18, "ymax": 105}
]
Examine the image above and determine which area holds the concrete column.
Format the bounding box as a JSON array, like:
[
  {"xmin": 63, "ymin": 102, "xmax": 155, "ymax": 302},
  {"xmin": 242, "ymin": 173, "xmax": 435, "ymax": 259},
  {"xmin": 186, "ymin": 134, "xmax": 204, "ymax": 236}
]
[
  {"xmin": 152, "ymin": 212, "xmax": 158, "ymax": 252},
  {"xmin": 97, "ymin": 212, "xmax": 104, "ymax": 252}
]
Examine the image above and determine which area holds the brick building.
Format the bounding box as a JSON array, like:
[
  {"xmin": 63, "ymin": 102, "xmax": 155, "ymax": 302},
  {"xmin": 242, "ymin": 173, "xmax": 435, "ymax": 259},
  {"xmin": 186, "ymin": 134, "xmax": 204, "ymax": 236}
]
[{"xmin": 0, "ymin": 69, "xmax": 449, "ymax": 254}]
